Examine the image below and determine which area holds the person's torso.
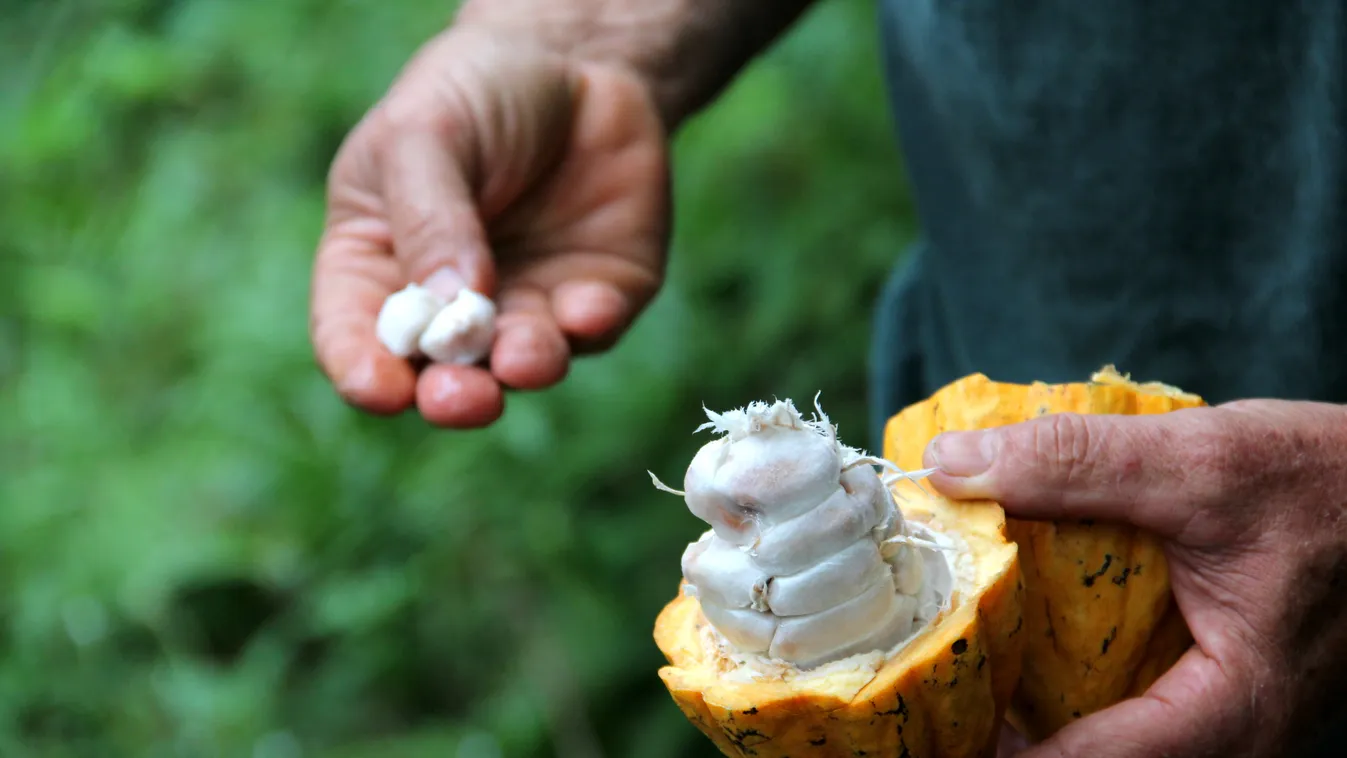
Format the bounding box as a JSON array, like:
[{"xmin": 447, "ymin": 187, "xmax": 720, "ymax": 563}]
[{"xmin": 871, "ymin": 0, "xmax": 1347, "ymax": 422}]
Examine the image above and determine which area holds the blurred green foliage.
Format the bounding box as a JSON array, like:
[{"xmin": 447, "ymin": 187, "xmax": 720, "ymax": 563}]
[{"xmin": 1, "ymin": 0, "xmax": 916, "ymax": 755}]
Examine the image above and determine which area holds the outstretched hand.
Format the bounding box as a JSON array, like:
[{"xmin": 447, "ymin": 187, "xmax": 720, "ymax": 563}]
[
  {"xmin": 924, "ymin": 400, "xmax": 1347, "ymax": 757},
  {"xmin": 310, "ymin": 26, "xmax": 669, "ymax": 427}
]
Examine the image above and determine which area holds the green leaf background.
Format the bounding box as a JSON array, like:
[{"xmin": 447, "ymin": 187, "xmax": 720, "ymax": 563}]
[{"xmin": 1, "ymin": 0, "xmax": 918, "ymax": 755}]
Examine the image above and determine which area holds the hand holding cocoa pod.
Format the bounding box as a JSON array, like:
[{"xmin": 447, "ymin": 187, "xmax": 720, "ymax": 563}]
[{"xmin": 921, "ymin": 375, "xmax": 1347, "ymax": 758}]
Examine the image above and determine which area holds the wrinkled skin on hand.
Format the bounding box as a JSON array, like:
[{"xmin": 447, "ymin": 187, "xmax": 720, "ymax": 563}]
[
  {"xmin": 310, "ymin": 26, "xmax": 669, "ymax": 427},
  {"xmin": 923, "ymin": 400, "xmax": 1347, "ymax": 758}
]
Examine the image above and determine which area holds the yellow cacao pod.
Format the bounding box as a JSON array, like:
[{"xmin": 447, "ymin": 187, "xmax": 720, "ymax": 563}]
[
  {"xmin": 882, "ymin": 365, "xmax": 1204, "ymax": 740},
  {"xmin": 653, "ymin": 480, "xmax": 1025, "ymax": 758}
]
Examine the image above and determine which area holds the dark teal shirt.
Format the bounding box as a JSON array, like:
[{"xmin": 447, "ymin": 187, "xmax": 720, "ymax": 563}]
[
  {"xmin": 868, "ymin": 3, "xmax": 1346, "ymax": 750},
  {"xmin": 869, "ymin": 1, "xmax": 1346, "ymax": 443}
]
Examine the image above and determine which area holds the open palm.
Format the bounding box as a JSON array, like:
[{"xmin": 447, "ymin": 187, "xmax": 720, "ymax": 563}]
[{"xmin": 311, "ymin": 26, "xmax": 669, "ymax": 427}]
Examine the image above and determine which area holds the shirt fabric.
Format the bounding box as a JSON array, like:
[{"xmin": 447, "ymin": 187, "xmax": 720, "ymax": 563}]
[
  {"xmin": 869, "ymin": 0, "xmax": 1346, "ymax": 446},
  {"xmin": 868, "ymin": 3, "xmax": 1346, "ymax": 751}
]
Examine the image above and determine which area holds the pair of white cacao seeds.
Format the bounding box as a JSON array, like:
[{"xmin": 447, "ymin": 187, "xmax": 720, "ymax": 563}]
[
  {"xmin": 375, "ymin": 282, "xmax": 497, "ymax": 365},
  {"xmin": 657, "ymin": 399, "xmax": 949, "ymax": 668}
]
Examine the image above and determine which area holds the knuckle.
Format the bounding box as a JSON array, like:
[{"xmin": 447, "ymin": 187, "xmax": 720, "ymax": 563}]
[
  {"xmin": 605, "ymin": 262, "xmax": 663, "ymax": 320},
  {"xmin": 1176, "ymin": 417, "xmax": 1247, "ymax": 504},
  {"xmin": 1026, "ymin": 412, "xmax": 1106, "ymax": 484},
  {"xmin": 375, "ymin": 75, "xmax": 477, "ymax": 152},
  {"xmin": 324, "ymin": 120, "xmax": 388, "ymax": 217},
  {"xmin": 375, "ymin": 89, "xmax": 447, "ymax": 138},
  {"xmin": 1170, "ymin": 415, "xmax": 1265, "ymax": 541}
]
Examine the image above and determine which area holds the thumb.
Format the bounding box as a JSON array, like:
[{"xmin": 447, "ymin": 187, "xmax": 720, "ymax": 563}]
[
  {"xmin": 920, "ymin": 408, "xmax": 1226, "ymax": 538},
  {"xmin": 379, "ymin": 126, "xmax": 497, "ymax": 299},
  {"xmin": 375, "ymin": 37, "xmax": 587, "ymax": 301},
  {"xmin": 1014, "ymin": 648, "xmax": 1244, "ymax": 758}
]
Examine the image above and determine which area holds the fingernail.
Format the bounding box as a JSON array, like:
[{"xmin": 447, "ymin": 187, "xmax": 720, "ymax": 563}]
[
  {"xmin": 422, "ymin": 267, "xmax": 467, "ymax": 300},
  {"xmin": 930, "ymin": 430, "xmax": 998, "ymax": 477}
]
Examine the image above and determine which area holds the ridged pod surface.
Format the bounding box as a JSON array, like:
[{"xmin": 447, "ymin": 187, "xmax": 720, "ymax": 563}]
[
  {"xmin": 653, "ymin": 481, "xmax": 1024, "ymax": 758},
  {"xmin": 882, "ymin": 366, "xmax": 1206, "ymax": 740}
]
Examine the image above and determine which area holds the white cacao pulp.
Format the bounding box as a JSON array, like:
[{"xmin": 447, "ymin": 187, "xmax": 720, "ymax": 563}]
[
  {"xmin": 375, "ymin": 283, "xmax": 445, "ymax": 358},
  {"xmin": 375, "ymin": 283, "xmax": 497, "ymax": 365},
  {"xmin": 418, "ymin": 289, "xmax": 497, "ymax": 365},
  {"xmin": 652, "ymin": 397, "xmax": 953, "ymax": 669}
]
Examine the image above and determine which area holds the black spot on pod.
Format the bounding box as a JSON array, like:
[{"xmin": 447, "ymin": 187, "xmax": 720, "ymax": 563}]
[
  {"xmin": 951, "ymin": 638, "xmax": 969, "ymax": 655},
  {"xmin": 722, "ymin": 726, "xmax": 766, "ymax": 753},
  {"xmin": 1082, "ymin": 554, "xmax": 1113, "ymax": 587},
  {"xmin": 1112, "ymin": 567, "xmax": 1132, "ymax": 587},
  {"xmin": 876, "ymin": 695, "xmax": 910, "ymax": 721},
  {"xmin": 1101, "ymin": 626, "xmax": 1118, "ymax": 655}
]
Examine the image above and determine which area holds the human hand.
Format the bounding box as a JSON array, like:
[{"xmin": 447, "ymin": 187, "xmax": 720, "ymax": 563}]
[
  {"xmin": 923, "ymin": 400, "xmax": 1347, "ymax": 757},
  {"xmin": 310, "ymin": 26, "xmax": 669, "ymax": 427}
]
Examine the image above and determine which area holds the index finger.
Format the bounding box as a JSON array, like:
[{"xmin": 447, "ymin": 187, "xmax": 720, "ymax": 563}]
[
  {"xmin": 920, "ymin": 410, "xmax": 1223, "ymax": 540},
  {"xmin": 310, "ymin": 222, "xmax": 417, "ymax": 415}
]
